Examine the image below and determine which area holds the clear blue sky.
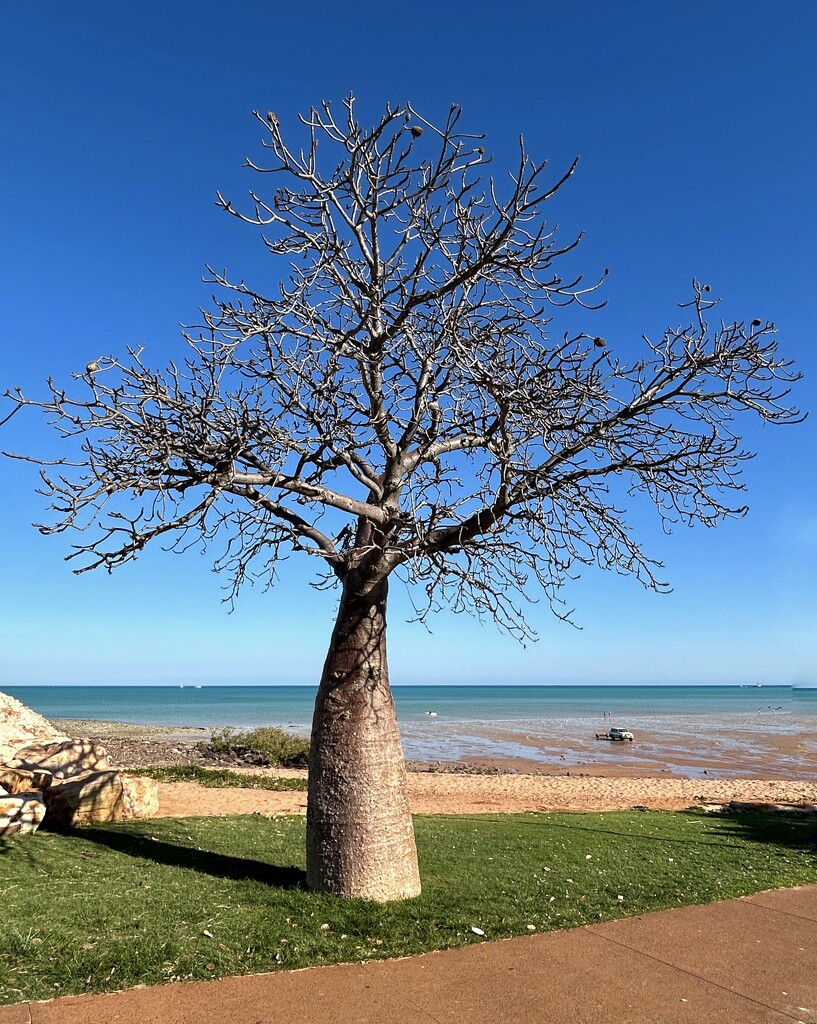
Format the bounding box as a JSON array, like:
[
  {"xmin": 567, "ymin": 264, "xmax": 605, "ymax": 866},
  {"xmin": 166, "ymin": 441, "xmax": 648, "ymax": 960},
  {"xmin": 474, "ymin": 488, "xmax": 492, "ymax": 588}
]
[{"xmin": 1, "ymin": 1, "xmax": 815, "ymax": 688}]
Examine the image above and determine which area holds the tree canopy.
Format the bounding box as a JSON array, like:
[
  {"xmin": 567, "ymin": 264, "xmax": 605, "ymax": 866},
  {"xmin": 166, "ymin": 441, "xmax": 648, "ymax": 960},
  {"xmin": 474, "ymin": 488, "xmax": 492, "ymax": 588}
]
[
  {"xmin": 3, "ymin": 97, "xmax": 804, "ymax": 900},
  {"xmin": 4, "ymin": 97, "xmax": 801, "ymax": 638}
]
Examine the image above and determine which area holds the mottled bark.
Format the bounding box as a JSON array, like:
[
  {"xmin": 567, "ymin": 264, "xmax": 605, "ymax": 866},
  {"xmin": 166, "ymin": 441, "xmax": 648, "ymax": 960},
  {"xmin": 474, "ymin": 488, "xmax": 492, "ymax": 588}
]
[{"xmin": 306, "ymin": 575, "xmax": 421, "ymax": 901}]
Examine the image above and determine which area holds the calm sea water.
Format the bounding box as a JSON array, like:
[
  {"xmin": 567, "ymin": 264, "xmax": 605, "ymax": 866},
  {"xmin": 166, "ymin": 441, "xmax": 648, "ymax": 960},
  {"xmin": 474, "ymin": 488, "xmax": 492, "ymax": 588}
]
[
  {"xmin": 5, "ymin": 683, "xmax": 812, "ymax": 729},
  {"xmin": 5, "ymin": 684, "xmax": 815, "ymax": 772}
]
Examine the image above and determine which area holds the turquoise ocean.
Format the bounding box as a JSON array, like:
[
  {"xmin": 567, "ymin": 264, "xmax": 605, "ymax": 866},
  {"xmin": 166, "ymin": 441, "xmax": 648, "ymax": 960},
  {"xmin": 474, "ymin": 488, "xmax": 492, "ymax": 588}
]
[{"xmin": 5, "ymin": 684, "xmax": 816, "ymax": 776}]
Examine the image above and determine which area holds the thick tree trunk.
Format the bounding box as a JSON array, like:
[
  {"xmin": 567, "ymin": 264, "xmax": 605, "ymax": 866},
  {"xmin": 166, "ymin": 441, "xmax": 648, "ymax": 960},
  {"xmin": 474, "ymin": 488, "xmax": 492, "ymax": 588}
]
[{"xmin": 306, "ymin": 575, "xmax": 421, "ymax": 901}]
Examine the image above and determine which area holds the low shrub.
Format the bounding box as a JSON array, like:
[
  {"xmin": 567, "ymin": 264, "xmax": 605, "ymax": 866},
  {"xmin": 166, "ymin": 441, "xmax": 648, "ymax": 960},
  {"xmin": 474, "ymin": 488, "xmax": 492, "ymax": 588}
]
[{"xmin": 203, "ymin": 726, "xmax": 309, "ymax": 767}]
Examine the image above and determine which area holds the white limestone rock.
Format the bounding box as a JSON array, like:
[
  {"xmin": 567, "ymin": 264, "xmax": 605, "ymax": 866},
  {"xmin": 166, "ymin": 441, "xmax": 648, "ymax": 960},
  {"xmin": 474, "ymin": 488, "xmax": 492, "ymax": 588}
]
[
  {"xmin": 0, "ymin": 690, "xmax": 70, "ymax": 763},
  {"xmin": 9, "ymin": 738, "xmax": 113, "ymax": 779},
  {"xmin": 0, "ymin": 790, "xmax": 46, "ymax": 836}
]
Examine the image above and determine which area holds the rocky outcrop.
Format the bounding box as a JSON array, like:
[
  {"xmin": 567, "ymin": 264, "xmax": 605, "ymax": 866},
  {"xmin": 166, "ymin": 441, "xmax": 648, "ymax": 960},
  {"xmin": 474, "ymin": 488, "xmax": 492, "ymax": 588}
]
[
  {"xmin": 42, "ymin": 769, "xmax": 126, "ymax": 826},
  {"xmin": 0, "ymin": 689, "xmax": 159, "ymax": 833},
  {"xmin": 9, "ymin": 739, "xmax": 113, "ymax": 779},
  {"xmin": 121, "ymin": 772, "xmax": 160, "ymax": 819},
  {"xmin": 0, "ymin": 766, "xmax": 54, "ymax": 794},
  {"xmin": 0, "ymin": 691, "xmax": 70, "ymax": 762},
  {"xmin": 41, "ymin": 769, "xmax": 160, "ymax": 827},
  {"xmin": 0, "ymin": 787, "xmax": 46, "ymax": 836}
]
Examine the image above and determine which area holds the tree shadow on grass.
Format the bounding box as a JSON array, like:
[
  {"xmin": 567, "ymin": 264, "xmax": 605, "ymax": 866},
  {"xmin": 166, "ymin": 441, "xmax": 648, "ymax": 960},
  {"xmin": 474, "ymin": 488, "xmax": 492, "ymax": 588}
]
[
  {"xmin": 439, "ymin": 813, "xmax": 750, "ymax": 849},
  {"xmin": 700, "ymin": 810, "xmax": 817, "ymax": 854},
  {"xmin": 434, "ymin": 810, "xmax": 817, "ymax": 854},
  {"xmin": 52, "ymin": 824, "xmax": 307, "ymax": 889}
]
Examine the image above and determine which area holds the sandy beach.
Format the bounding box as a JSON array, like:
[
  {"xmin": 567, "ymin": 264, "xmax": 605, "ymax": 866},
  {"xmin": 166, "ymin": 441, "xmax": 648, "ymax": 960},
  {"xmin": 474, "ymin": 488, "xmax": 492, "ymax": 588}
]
[
  {"xmin": 51, "ymin": 718, "xmax": 817, "ymax": 818},
  {"xmin": 151, "ymin": 766, "xmax": 817, "ymax": 818}
]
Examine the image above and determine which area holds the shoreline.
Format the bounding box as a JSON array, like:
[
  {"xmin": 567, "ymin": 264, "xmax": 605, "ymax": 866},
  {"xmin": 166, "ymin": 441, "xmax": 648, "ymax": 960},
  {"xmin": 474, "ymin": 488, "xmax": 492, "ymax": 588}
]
[
  {"xmin": 50, "ymin": 719, "xmax": 213, "ymax": 742},
  {"xmin": 50, "ymin": 716, "xmax": 817, "ymax": 782},
  {"xmin": 45, "ymin": 717, "xmax": 817, "ymax": 818}
]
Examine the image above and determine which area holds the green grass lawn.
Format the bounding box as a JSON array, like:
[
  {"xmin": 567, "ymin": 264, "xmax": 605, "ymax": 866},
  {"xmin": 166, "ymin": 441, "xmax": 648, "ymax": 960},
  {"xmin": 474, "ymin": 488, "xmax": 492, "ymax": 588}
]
[
  {"xmin": 133, "ymin": 764, "xmax": 308, "ymax": 790},
  {"xmin": 1, "ymin": 809, "xmax": 814, "ymax": 1005}
]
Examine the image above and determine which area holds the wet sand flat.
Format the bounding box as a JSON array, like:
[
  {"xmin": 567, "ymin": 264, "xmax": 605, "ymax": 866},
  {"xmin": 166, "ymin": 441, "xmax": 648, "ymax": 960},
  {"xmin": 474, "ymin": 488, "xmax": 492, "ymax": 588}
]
[{"xmin": 49, "ymin": 717, "xmax": 817, "ymax": 818}]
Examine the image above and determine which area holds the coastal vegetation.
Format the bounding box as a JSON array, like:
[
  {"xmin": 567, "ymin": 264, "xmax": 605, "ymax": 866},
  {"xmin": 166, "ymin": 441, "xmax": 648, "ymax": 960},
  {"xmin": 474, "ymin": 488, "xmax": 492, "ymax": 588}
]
[
  {"xmin": 133, "ymin": 765, "xmax": 308, "ymax": 790},
  {"xmin": 1, "ymin": 808, "xmax": 814, "ymax": 1004},
  {"xmin": 203, "ymin": 727, "xmax": 310, "ymax": 768}
]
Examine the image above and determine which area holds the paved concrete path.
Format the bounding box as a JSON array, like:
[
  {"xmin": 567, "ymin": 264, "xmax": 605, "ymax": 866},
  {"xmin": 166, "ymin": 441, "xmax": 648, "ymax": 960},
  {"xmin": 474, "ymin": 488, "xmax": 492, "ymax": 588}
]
[{"xmin": 2, "ymin": 886, "xmax": 815, "ymax": 1024}]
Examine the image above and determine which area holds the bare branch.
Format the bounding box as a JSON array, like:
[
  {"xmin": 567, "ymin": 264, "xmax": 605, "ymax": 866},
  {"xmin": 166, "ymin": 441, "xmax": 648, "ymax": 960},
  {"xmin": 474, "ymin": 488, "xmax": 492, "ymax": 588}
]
[{"xmin": 3, "ymin": 100, "xmax": 802, "ymax": 630}]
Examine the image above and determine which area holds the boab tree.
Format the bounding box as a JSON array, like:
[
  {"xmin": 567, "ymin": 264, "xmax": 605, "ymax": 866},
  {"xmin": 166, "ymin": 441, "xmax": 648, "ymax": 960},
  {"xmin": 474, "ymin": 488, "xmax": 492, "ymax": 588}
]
[{"xmin": 4, "ymin": 99, "xmax": 801, "ymax": 901}]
